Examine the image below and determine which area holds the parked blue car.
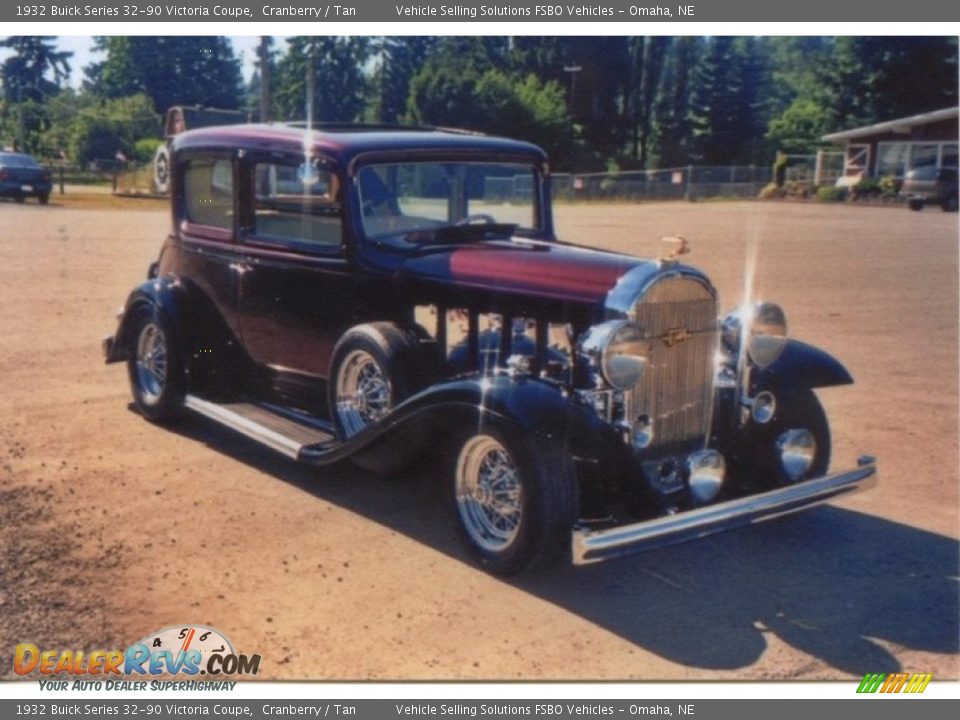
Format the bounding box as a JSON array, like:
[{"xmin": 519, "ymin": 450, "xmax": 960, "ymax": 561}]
[{"xmin": 0, "ymin": 152, "xmax": 52, "ymax": 204}]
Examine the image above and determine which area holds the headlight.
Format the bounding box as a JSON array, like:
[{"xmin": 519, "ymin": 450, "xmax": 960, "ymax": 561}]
[
  {"xmin": 579, "ymin": 320, "xmax": 649, "ymax": 390},
  {"xmin": 748, "ymin": 301, "xmax": 788, "ymax": 368}
]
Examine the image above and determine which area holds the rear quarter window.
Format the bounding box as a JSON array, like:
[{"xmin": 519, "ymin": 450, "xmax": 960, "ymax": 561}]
[{"xmin": 183, "ymin": 158, "xmax": 234, "ymax": 229}]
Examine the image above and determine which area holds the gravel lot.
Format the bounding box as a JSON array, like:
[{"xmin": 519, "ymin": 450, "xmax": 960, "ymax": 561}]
[{"xmin": 0, "ymin": 195, "xmax": 956, "ymax": 681}]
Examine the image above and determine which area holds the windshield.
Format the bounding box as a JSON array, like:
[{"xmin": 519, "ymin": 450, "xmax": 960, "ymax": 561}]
[
  {"xmin": 0, "ymin": 153, "xmax": 41, "ymax": 169},
  {"xmin": 357, "ymin": 161, "xmax": 540, "ymax": 241}
]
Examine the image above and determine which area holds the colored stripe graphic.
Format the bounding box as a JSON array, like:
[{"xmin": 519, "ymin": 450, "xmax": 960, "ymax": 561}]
[
  {"xmin": 857, "ymin": 673, "xmax": 886, "ymax": 693},
  {"xmin": 857, "ymin": 672, "xmax": 931, "ymax": 694},
  {"xmin": 904, "ymin": 674, "xmax": 932, "ymax": 694}
]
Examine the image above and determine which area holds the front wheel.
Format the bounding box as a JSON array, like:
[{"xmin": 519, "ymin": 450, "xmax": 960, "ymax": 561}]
[
  {"xmin": 452, "ymin": 422, "xmax": 577, "ymax": 575},
  {"xmin": 908, "ymin": 198, "xmax": 924, "ymax": 211},
  {"xmin": 329, "ymin": 323, "xmax": 434, "ymax": 439},
  {"xmin": 127, "ymin": 308, "xmax": 185, "ymax": 423}
]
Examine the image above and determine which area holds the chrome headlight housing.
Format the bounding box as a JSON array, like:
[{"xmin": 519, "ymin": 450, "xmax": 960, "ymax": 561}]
[
  {"xmin": 748, "ymin": 301, "xmax": 788, "ymax": 368},
  {"xmin": 578, "ymin": 320, "xmax": 649, "ymax": 390},
  {"xmin": 720, "ymin": 301, "xmax": 788, "ymax": 369}
]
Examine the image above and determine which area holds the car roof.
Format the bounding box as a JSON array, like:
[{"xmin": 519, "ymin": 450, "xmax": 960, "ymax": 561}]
[{"xmin": 171, "ymin": 123, "xmax": 548, "ymax": 168}]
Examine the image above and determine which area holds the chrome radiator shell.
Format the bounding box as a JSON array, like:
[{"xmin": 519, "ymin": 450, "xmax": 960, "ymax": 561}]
[{"xmin": 626, "ymin": 273, "xmax": 719, "ymax": 455}]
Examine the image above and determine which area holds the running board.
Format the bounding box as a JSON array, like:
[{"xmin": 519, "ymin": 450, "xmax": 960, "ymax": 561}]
[{"xmin": 183, "ymin": 395, "xmax": 337, "ymax": 460}]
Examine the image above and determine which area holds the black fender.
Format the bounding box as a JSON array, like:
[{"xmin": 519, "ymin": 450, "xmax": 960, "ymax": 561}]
[
  {"xmin": 751, "ymin": 338, "xmax": 853, "ymax": 392},
  {"xmin": 302, "ymin": 374, "xmax": 625, "ymax": 475},
  {"xmin": 105, "ymin": 276, "xmax": 244, "ymax": 395},
  {"xmin": 105, "ymin": 276, "xmax": 189, "ymax": 364}
]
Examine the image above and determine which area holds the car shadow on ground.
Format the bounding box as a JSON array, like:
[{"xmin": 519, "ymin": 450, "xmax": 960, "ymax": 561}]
[{"xmin": 165, "ymin": 412, "xmax": 959, "ymax": 676}]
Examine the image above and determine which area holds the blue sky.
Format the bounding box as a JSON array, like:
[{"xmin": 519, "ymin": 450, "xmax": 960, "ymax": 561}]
[{"xmin": 1, "ymin": 36, "xmax": 262, "ymax": 88}]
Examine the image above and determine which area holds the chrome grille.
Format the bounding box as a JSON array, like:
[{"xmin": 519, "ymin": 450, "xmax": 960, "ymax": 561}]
[{"xmin": 629, "ymin": 275, "xmax": 718, "ymax": 453}]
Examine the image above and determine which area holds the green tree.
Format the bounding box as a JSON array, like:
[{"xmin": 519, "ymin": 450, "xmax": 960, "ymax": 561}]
[
  {"xmin": 371, "ymin": 37, "xmax": 437, "ymax": 124},
  {"xmin": 839, "ymin": 37, "xmax": 958, "ymax": 123},
  {"xmin": 246, "ymin": 36, "xmax": 277, "ymax": 122},
  {"xmin": 765, "ymin": 97, "xmax": 833, "ymax": 154},
  {"xmin": 627, "ymin": 36, "xmax": 670, "ymax": 167},
  {"xmin": 0, "ymin": 36, "xmax": 71, "ymax": 104},
  {"xmin": 764, "ymin": 37, "xmax": 958, "ymax": 153},
  {"xmin": 86, "ymin": 37, "xmax": 243, "ymax": 113},
  {"xmin": 63, "ymin": 93, "xmax": 159, "ymax": 165},
  {"xmin": 732, "ymin": 37, "xmax": 774, "ymax": 163},
  {"xmin": 508, "ymin": 37, "xmax": 630, "ymax": 160},
  {"xmin": 651, "ymin": 37, "xmax": 701, "ymax": 167},
  {"xmin": 506, "ymin": 37, "xmax": 569, "ymax": 84},
  {"xmin": 274, "ymin": 37, "xmax": 371, "ymax": 123},
  {"xmin": 407, "ymin": 65, "xmax": 572, "ymax": 164},
  {"xmin": 0, "ymin": 36, "xmax": 72, "ymax": 152},
  {"xmin": 689, "ymin": 37, "xmax": 745, "ymax": 164}
]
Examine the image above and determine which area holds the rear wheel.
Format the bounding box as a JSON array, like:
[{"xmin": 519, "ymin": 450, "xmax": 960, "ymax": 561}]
[
  {"xmin": 908, "ymin": 198, "xmax": 924, "ymax": 211},
  {"xmin": 38, "ymin": 193, "xmax": 49, "ymax": 205},
  {"xmin": 127, "ymin": 308, "xmax": 185, "ymax": 423},
  {"xmin": 452, "ymin": 421, "xmax": 577, "ymax": 575},
  {"xmin": 942, "ymin": 195, "xmax": 958, "ymax": 212}
]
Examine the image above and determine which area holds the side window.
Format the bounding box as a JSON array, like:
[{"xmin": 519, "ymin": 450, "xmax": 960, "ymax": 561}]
[
  {"xmin": 250, "ymin": 161, "xmax": 342, "ymax": 250},
  {"xmin": 183, "ymin": 158, "xmax": 234, "ymax": 229}
]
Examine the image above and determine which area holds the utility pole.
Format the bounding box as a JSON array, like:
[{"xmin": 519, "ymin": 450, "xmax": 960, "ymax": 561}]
[
  {"xmin": 257, "ymin": 37, "xmax": 273, "ymax": 123},
  {"xmin": 563, "ymin": 64, "xmax": 583, "ymax": 190},
  {"xmin": 563, "ymin": 65, "xmax": 582, "ymax": 122}
]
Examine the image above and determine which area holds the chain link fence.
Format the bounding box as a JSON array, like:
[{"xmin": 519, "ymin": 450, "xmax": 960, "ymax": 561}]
[{"xmin": 552, "ymin": 166, "xmax": 773, "ymax": 202}]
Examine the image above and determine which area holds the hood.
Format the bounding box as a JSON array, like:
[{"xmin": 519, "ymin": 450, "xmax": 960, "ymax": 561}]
[{"xmin": 397, "ymin": 238, "xmax": 654, "ymax": 305}]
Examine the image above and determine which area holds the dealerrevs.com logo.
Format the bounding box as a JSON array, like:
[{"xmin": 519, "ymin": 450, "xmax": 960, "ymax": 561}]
[
  {"xmin": 857, "ymin": 672, "xmax": 932, "ymax": 694},
  {"xmin": 13, "ymin": 626, "xmax": 261, "ymax": 690}
]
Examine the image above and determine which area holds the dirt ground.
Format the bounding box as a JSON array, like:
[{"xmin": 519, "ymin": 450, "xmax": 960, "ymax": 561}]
[{"xmin": 0, "ymin": 194, "xmax": 957, "ymax": 682}]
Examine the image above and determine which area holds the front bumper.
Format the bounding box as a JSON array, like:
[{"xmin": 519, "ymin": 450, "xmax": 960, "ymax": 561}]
[{"xmin": 572, "ymin": 455, "xmax": 877, "ymax": 565}]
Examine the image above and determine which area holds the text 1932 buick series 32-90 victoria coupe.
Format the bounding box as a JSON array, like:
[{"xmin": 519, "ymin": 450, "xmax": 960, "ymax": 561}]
[{"xmin": 104, "ymin": 124, "xmax": 876, "ymax": 574}]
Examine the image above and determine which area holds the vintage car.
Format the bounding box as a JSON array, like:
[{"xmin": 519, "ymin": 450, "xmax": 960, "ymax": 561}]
[{"xmin": 104, "ymin": 124, "xmax": 876, "ymax": 574}]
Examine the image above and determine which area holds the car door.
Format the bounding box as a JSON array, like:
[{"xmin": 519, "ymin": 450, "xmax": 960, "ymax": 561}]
[
  {"xmin": 233, "ymin": 154, "xmax": 380, "ymax": 411},
  {"xmin": 174, "ymin": 151, "xmax": 244, "ymax": 352}
]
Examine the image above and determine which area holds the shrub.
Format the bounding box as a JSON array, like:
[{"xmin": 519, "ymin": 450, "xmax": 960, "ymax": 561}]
[
  {"xmin": 852, "ymin": 177, "xmax": 882, "ymax": 198},
  {"xmin": 134, "ymin": 138, "xmax": 162, "ymax": 164},
  {"xmin": 879, "ymin": 175, "xmax": 901, "ymax": 197},
  {"xmin": 816, "ymin": 186, "xmax": 847, "ymax": 202},
  {"xmin": 758, "ymin": 182, "xmax": 784, "ymax": 199},
  {"xmin": 784, "ymin": 180, "xmax": 812, "ymax": 198}
]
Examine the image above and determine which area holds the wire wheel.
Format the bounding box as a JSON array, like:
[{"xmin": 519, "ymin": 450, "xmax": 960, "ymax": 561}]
[
  {"xmin": 134, "ymin": 321, "xmax": 168, "ymax": 406},
  {"xmin": 455, "ymin": 434, "xmax": 524, "ymax": 553},
  {"xmin": 335, "ymin": 349, "xmax": 393, "ymax": 437}
]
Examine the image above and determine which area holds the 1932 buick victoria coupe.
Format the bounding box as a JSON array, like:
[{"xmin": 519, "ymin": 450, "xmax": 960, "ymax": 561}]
[{"xmin": 104, "ymin": 124, "xmax": 877, "ymax": 574}]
